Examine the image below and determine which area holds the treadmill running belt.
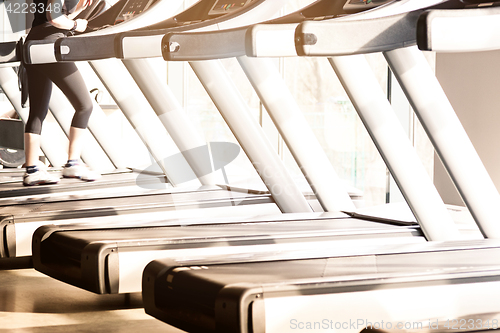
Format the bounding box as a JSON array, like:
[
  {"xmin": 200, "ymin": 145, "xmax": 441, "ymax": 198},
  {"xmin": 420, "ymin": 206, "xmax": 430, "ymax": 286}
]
[
  {"xmin": 143, "ymin": 242, "xmax": 500, "ymax": 333},
  {"xmin": 32, "ymin": 217, "xmax": 422, "ymax": 294}
]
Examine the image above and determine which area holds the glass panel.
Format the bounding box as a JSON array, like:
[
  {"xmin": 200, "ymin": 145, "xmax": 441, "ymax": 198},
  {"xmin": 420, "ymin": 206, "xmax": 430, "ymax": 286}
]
[
  {"xmin": 183, "ymin": 58, "xmax": 264, "ymax": 186},
  {"xmin": 282, "ymin": 54, "xmax": 388, "ymax": 207},
  {"xmin": 171, "ymin": 0, "xmax": 434, "ymax": 207}
]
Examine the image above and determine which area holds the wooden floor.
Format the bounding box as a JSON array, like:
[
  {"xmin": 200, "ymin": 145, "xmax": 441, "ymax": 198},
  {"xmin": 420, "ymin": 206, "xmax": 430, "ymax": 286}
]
[{"xmin": 0, "ymin": 269, "xmax": 185, "ymax": 333}]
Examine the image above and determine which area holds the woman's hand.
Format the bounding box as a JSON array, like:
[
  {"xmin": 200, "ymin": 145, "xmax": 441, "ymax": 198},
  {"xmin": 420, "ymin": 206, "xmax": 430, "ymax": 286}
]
[{"xmin": 46, "ymin": 0, "xmax": 90, "ymax": 32}]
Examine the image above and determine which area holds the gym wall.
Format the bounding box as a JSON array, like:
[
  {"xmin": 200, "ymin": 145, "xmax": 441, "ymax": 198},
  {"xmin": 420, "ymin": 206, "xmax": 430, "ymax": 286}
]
[{"xmin": 435, "ymin": 50, "xmax": 500, "ymax": 206}]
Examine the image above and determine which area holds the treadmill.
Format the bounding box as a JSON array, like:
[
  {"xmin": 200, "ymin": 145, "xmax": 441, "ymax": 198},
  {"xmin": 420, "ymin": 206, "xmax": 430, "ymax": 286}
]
[
  {"xmin": 143, "ymin": 240, "xmax": 500, "ymax": 333},
  {"xmin": 0, "ymin": 169, "xmax": 165, "ymax": 200},
  {"xmin": 0, "ymin": 1, "xmax": 170, "ymax": 191},
  {"xmin": 107, "ymin": 0, "xmax": 391, "ymax": 214},
  {"xmin": 48, "ymin": 0, "xmax": 299, "ymax": 62},
  {"xmin": 0, "ymin": 2, "xmax": 136, "ymax": 172},
  {"xmin": 292, "ymin": 0, "xmax": 500, "ymax": 238},
  {"xmin": 0, "ymin": 184, "xmax": 280, "ymax": 259},
  {"xmin": 2, "ymin": 0, "xmax": 248, "ymax": 184},
  {"xmin": 27, "ymin": 0, "xmax": 337, "ymax": 216},
  {"xmin": 35, "ymin": 0, "xmax": 415, "ymax": 215},
  {"xmin": 0, "ymin": 1, "xmax": 308, "ymax": 261},
  {"xmin": 22, "ymin": 0, "xmax": 186, "ymax": 65},
  {"xmin": 162, "ymin": 0, "xmax": 500, "ymax": 239},
  {"xmin": 30, "ymin": 0, "xmax": 481, "ymax": 297},
  {"xmin": 21, "ymin": 1, "xmax": 283, "ymax": 188},
  {"xmin": 0, "ymin": 137, "xmax": 243, "ymax": 205},
  {"xmin": 142, "ymin": 2, "xmax": 500, "ymax": 332},
  {"xmin": 32, "ymin": 210, "xmax": 426, "ymax": 294},
  {"xmin": 160, "ymin": 0, "xmax": 467, "ymax": 240}
]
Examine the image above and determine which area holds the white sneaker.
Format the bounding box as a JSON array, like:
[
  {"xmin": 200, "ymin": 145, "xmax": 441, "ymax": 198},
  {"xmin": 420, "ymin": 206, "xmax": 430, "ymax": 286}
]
[
  {"xmin": 23, "ymin": 169, "xmax": 60, "ymax": 186},
  {"xmin": 63, "ymin": 164, "xmax": 101, "ymax": 181}
]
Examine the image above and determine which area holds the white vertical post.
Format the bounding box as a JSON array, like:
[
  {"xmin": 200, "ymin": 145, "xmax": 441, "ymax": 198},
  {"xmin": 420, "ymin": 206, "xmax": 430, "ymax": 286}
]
[
  {"xmin": 190, "ymin": 59, "xmax": 313, "ymax": 213},
  {"xmin": 122, "ymin": 58, "xmax": 215, "ymax": 185},
  {"xmin": 237, "ymin": 56, "xmax": 355, "ymax": 212},
  {"xmin": 90, "ymin": 59, "xmax": 199, "ymax": 186},
  {"xmin": 385, "ymin": 46, "xmax": 500, "ymax": 239},
  {"xmin": 329, "ymin": 54, "xmax": 460, "ymax": 241}
]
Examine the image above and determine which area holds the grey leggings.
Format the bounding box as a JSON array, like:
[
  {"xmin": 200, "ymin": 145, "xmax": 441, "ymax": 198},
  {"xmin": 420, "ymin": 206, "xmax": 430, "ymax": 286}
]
[
  {"xmin": 25, "ymin": 62, "xmax": 93, "ymax": 134},
  {"xmin": 24, "ymin": 25, "xmax": 93, "ymax": 135}
]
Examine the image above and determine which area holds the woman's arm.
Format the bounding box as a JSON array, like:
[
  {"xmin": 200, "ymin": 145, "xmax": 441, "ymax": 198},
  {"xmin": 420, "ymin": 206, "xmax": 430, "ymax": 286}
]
[{"xmin": 46, "ymin": 0, "xmax": 91, "ymax": 32}]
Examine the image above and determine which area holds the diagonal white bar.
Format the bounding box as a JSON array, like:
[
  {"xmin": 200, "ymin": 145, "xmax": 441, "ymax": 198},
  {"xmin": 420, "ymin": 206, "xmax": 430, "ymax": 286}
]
[
  {"xmin": 237, "ymin": 56, "xmax": 355, "ymax": 212},
  {"xmin": 190, "ymin": 59, "xmax": 313, "ymax": 213},
  {"xmin": 385, "ymin": 46, "xmax": 500, "ymax": 239},
  {"xmin": 329, "ymin": 54, "xmax": 460, "ymax": 241}
]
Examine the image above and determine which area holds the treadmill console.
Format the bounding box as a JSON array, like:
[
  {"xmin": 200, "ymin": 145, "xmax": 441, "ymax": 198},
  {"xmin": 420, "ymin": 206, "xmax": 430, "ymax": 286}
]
[
  {"xmin": 208, "ymin": 0, "xmax": 252, "ymax": 15},
  {"xmin": 343, "ymin": 0, "xmax": 392, "ymax": 13},
  {"xmin": 115, "ymin": 0, "xmax": 155, "ymax": 22}
]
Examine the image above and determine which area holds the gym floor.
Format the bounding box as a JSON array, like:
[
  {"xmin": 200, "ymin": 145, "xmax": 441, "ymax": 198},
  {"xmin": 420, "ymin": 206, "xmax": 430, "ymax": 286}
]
[{"xmin": 0, "ymin": 269, "xmax": 185, "ymax": 333}]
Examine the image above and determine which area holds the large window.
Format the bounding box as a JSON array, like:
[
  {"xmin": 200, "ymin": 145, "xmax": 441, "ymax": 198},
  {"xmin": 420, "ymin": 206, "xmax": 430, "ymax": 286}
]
[
  {"xmin": 0, "ymin": 0, "xmax": 435, "ymax": 206},
  {"xmin": 170, "ymin": 0, "xmax": 434, "ymax": 207}
]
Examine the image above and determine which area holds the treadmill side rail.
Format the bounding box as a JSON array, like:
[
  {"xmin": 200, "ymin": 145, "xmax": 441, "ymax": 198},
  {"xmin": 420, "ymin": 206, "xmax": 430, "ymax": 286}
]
[
  {"xmin": 245, "ymin": 23, "xmax": 299, "ymax": 58},
  {"xmin": 117, "ymin": 34, "xmax": 164, "ymax": 59},
  {"xmin": 162, "ymin": 28, "xmax": 247, "ymax": 61},
  {"xmin": 55, "ymin": 35, "xmax": 116, "ymax": 61},
  {"xmin": 23, "ymin": 40, "xmax": 57, "ymax": 64},
  {"xmin": 295, "ymin": 11, "xmax": 421, "ymax": 56},
  {"xmin": 417, "ymin": 6, "xmax": 500, "ymax": 52}
]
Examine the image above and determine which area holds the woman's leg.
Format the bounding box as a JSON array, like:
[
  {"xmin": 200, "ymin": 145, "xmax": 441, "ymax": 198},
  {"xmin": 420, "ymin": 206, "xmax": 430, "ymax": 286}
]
[
  {"xmin": 25, "ymin": 62, "xmax": 98, "ymax": 182},
  {"xmin": 64, "ymin": 125, "xmax": 100, "ymax": 181},
  {"xmin": 23, "ymin": 64, "xmax": 60, "ymax": 185},
  {"xmin": 41, "ymin": 63, "xmax": 99, "ymax": 180},
  {"xmin": 41, "ymin": 62, "xmax": 94, "ymax": 161},
  {"xmin": 25, "ymin": 64, "xmax": 52, "ymax": 137},
  {"xmin": 68, "ymin": 126, "xmax": 87, "ymax": 160},
  {"xmin": 24, "ymin": 132, "xmax": 41, "ymax": 167}
]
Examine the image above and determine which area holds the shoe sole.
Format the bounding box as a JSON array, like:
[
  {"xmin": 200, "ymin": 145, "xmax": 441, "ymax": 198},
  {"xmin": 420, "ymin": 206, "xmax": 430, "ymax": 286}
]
[{"xmin": 23, "ymin": 180, "xmax": 59, "ymax": 186}]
